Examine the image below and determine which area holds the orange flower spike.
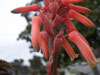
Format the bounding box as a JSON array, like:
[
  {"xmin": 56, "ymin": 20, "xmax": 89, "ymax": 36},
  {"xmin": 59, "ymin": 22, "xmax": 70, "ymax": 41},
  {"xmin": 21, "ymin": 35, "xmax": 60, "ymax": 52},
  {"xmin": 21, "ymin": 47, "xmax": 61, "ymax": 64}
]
[
  {"xmin": 68, "ymin": 4, "xmax": 91, "ymax": 13},
  {"xmin": 61, "ymin": 0, "xmax": 84, "ymax": 5},
  {"xmin": 68, "ymin": 31, "xmax": 100, "ymax": 67},
  {"xmin": 11, "ymin": 4, "xmax": 40, "ymax": 14},
  {"xmin": 68, "ymin": 9, "xmax": 95, "ymax": 28},
  {"xmin": 62, "ymin": 38, "xmax": 78, "ymax": 61},
  {"xmin": 40, "ymin": 31, "xmax": 49, "ymax": 60},
  {"xmin": 31, "ymin": 16, "xmax": 42, "ymax": 52}
]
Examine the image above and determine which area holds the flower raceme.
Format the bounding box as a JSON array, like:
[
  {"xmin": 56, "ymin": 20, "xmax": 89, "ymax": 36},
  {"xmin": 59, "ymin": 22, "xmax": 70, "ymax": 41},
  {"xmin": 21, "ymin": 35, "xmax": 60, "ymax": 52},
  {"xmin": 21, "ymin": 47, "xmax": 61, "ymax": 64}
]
[{"xmin": 12, "ymin": 0, "xmax": 99, "ymax": 74}]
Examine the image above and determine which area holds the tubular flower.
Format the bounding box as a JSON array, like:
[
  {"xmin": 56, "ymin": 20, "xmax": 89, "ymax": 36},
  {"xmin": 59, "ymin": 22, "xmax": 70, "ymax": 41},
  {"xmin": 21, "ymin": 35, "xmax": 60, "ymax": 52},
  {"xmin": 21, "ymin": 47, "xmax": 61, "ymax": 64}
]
[
  {"xmin": 12, "ymin": 0, "xmax": 99, "ymax": 74},
  {"xmin": 62, "ymin": 38, "xmax": 78, "ymax": 61},
  {"xmin": 52, "ymin": 28, "xmax": 65, "ymax": 56},
  {"xmin": 52, "ymin": 37, "xmax": 62, "ymax": 56},
  {"xmin": 68, "ymin": 31, "xmax": 100, "ymax": 67},
  {"xmin": 78, "ymin": 33, "xmax": 90, "ymax": 46},
  {"xmin": 64, "ymin": 15, "xmax": 77, "ymax": 33},
  {"xmin": 61, "ymin": 0, "xmax": 84, "ymax": 5},
  {"xmin": 68, "ymin": 9, "xmax": 95, "ymax": 28},
  {"xmin": 68, "ymin": 4, "xmax": 91, "ymax": 13},
  {"xmin": 40, "ymin": 31, "xmax": 49, "ymax": 60},
  {"xmin": 31, "ymin": 16, "xmax": 42, "ymax": 51},
  {"xmin": 11, "ymin": 4, "xmax": 40, "ymax": 13},
  {"xmin": 64, "ymin": 16, "xmax": 90, "ymax": 46},
  {"xmin": 52, "ymin": 14, "xmax": 64, "ymax": 28}
]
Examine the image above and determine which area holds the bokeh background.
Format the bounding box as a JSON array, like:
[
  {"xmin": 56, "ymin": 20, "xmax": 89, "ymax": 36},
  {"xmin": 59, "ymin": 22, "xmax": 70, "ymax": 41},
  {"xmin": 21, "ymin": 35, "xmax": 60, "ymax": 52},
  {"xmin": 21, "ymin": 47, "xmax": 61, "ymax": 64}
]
[{"xmin": 0, "ymin": 0, "xmax": 100, "ymax": 75}]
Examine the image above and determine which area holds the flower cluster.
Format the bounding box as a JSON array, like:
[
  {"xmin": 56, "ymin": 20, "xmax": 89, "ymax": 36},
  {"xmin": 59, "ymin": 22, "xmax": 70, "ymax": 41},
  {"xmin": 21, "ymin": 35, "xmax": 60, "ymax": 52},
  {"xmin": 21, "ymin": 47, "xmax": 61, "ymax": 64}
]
[{"xmin": 12, "ymin": 0, "xmax": 100, "ymax": 74}]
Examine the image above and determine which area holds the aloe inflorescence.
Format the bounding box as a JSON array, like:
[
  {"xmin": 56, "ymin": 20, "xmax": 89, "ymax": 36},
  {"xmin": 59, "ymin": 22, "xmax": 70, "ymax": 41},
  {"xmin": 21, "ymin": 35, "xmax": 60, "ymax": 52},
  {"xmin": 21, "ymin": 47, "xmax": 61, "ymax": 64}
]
[{"xmin": 11, "ymin": 0, "xmax": 100, "ymax": 74}]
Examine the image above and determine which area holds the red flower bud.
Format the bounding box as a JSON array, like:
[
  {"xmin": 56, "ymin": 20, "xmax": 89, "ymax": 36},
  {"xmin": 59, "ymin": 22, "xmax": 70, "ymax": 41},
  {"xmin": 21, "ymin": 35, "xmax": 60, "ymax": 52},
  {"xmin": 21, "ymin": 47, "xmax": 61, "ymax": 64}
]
[
  {"xmin": 61, "ymin": 0, "xmax": 84, "ymax": 5},
  {"xmin": 52, "ymin": 14, "xmax": 64, "ymax": 27},
  {"xmin": 44, "ymin": 0, "xmax": 50, "ymax": 11},
  {"xmin": 64, "ymin": 16, "xmax": 77, "ymax": 33},
  {"xmin": 49, "ymin": 2, "xmax": 58, "ymax": 18},
  {"xmin": 31, "ymin": 16, "xmax": 42, "ymax": 51},
  {"xmin": 57, "ymin": 6, "xmax": 67, "ymax": 16},
  {"xmin": 56, "ymin": 28, "xmax": 65, "ymax": 38},
  {"xmin": 68, "ymin": 9, "xmax": 95, "ymax": 28},
  {"xmin": 11, "ymin": 4, "xmax": 39, "ymax": 14},
  {"xmin": 62, "ymin": 38, "xmax": 78, "ymax": 61},
  {"xmin": 40, "ymin": 31, "xmax": 49, "ymax": 60},
  {"xmin": 43, "ymin": 14, "xmax": 54, "ymax": 35},
  {"xmin": 68, "ymin": 4, "xmax": 91, "ymax": 13},
  {"xmin": 52, "ymin": 38, "xmax": 61, "ymax": 56}
]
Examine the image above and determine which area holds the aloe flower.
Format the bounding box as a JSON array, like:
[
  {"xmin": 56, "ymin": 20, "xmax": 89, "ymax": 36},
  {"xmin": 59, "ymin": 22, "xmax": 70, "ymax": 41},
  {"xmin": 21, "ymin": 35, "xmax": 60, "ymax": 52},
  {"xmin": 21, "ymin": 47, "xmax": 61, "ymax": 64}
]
[
  {"xmin": 12, "ymin": 0, "xmax": 100, "ymax": 74},
  {"xmin": 62, "ymin": 38, "xmax": 78, "ymax": 61},
  {"xmin": 40, "ymin": 31, "xmax": 49, "ymax": 60},
  {"xmin": 68, "ymin": 31, "xmax": 100, "ymax": 67},
  {"xmin": 11, "ymin": 4, "xmax": 39, "ymax": 13},
  {"xmin": 31, "ymin": 16, "xmax": 42, "ymax": 51}
]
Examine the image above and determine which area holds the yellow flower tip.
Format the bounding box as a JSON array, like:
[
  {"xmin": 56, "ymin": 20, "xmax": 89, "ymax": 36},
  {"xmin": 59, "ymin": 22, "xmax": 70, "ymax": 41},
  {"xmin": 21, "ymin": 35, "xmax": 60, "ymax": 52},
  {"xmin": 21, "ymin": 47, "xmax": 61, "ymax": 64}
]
[
  {"xmin": 88, "ymin": 61, "xmax": 96, "ymax": 68},
  {"xmin": 70, "ymin": 54, "xmax": 79, "ymax": 61},
  {"xmin": 91, "ymin": 65, "xmax": 96, "ymax": 68},
  {"xmin": 96, "ymin": 60, "xmax": 100, "ymax": 64},
  {"xmin": 89, "ymin": 60, "xmax": 100, "ymax": 67},
  {"xmin": 75, "ymin": 54, "xmax": 79, "ymax": 58},
  {"xmin": 90, "ymin": 64, "xmax": 96, "ymax": 68},
  {"xmin": 88, "ymin": 59, "xmax": 100, "ymax": 67},
  {"xmin": 70, "ymin": 57, "xmax": 74, "ymax": 61}
]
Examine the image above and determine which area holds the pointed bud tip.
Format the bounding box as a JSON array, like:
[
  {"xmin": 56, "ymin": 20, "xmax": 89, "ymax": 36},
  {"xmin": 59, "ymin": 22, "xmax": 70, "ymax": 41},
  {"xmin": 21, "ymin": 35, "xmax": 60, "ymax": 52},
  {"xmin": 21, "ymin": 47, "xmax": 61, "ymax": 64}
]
[
  {"xmin": 75, "ymin": 54, "xmax": 79, "ymax": 58},
  {"xmin": 87, "ymin": 9, "xmax": 92, "ymax": 13},
  {"xmin": 70, "ymin": 54, "xmax": 78, "ymax": 61},
  {"xmin": 11, "ymin": 4, "xmax": 40, "ymax": 14},
  {"xmin": 93, "ymin": 24, "xmax": 96, "ymax": 28},
  {"xmin": 68, "ymin": 4, "xmax": 91, "ymax": 13},
  {"xmin": 11, "ymin": 9, "xmax": 20, "ymax": 14},
  {"xmin": 89, "ymin": 60, "xmax": 100, "ymax": 67},
  {"xmin": 88, "ymin": 23, "xmax": 96, "ymax": 28},
  {"xmin": 11, "ymin": 10, "xmax": 14, "ymax": 13},
  {"xmin": 11, "ymin": 10, "xmax": 16, "ymax": 13}
]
